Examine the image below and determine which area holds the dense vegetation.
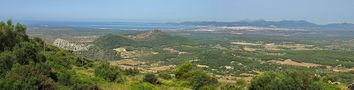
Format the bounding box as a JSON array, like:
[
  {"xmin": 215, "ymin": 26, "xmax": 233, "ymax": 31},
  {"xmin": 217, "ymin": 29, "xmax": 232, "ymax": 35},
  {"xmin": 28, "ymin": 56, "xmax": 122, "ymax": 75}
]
[
  {"xmin": 250, "ymin": 71, "xmax": 337, "ymax": 90},
  {"xmin": 0, "ymin": 20, "xmax": 98, "ymax": 89}
]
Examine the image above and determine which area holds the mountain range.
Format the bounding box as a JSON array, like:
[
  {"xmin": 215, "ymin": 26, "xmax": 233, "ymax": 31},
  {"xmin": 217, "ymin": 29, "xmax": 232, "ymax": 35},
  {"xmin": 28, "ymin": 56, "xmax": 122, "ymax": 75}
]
[{"xmin": 169, "ymin": 20, "xmax": 354, "ymax": 30}]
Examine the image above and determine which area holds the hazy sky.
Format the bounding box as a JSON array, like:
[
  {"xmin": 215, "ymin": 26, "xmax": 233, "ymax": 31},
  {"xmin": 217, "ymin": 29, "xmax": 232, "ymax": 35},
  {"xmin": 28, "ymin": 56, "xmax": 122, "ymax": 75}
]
[{"xmin": 1, "ymin": 0, "xmax": 354, "ymax": 24}]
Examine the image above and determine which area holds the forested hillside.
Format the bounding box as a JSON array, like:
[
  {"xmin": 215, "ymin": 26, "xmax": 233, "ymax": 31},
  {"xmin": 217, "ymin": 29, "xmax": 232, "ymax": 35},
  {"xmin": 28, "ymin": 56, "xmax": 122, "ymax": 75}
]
[
  {"xmin": 0, "ymin": 20, "xmax": 97, "ymax": 89},
  {"xmin": 78, "ymin": 30, "xmax": 193, "ymax": 60}
]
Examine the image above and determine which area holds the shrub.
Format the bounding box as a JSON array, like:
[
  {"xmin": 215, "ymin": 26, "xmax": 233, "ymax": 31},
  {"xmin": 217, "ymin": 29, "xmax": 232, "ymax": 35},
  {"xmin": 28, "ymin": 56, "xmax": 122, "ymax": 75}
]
[
  {"xmin": 221, "ymin": 79, "xmax": 248, "ymax": 90},
  {"xmin": 75, "ymin": 57, "xmax": 92, "ymax": 68},
  {"xmin": 124, "ymin": 68, "xmax": 139, "ymax": 76},
  {"xmin": 221, "ymin": 84, "xmax": 238, "ymax": 90},
  {"xmin": 0, "ymin": 64, "xmax": 55, "ymax": 90},
  {"xmin": 249, "ymin": 71, "xmax": 338, "ymax": 90},
  {"xmin": 174, "ymin": 61, "xmax": 193, "ymax": 79},
  {"xmin": 130, "ymin": 82, "xmax": 156, "ymax": 90},
  {"xmin": 0, "ymin": 52, "xmax": 14, "ymax": 77},
  {"xmin": 12, "ymin": 41, "xmax": 41, "ymax": 65},
  {"xmin": 174, "ymin": 62, "xmax": 218, "ymax": 89},
  {"xmin": 72, "ymin": 83, "xmax": 99, "ymax": 90},
  {"xmin": 189, "ymin": 70, "xmax": 217, "ymax": 89},
  {"xmin": 94, "ymin": 61, "xmax": 124, "ymax": 82},
  {"xmin": 158, "ymin": 72, "xmax": 172, "ymax": 79},
  {"xmin": 57, "ymin": 70, "xmax": 73, "ymax": 86},
  {"xmin": 143, "ymin": 73, "xmax": 160, "ymax": 84}
]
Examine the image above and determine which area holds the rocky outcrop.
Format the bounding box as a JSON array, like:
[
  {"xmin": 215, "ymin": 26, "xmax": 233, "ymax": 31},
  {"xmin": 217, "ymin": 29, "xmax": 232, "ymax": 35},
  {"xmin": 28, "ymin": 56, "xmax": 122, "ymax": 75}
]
[{"xmin": 53, "ymin": 38, "xmax": 90, "ymax": 51}]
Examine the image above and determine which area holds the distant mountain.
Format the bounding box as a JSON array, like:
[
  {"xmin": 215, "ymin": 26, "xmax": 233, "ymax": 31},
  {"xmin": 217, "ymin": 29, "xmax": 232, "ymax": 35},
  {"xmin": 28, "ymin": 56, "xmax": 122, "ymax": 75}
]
[
  {"xmin": 322, "ymin": 23, "xmax": 354, "ymax": 30},
  {"xmin": 171, "ymin": 20, "xmax": 317, "ymax": 27},
  {"xmin": 170, "ymin": 20, "xmax": 354, "ymax": 30}
]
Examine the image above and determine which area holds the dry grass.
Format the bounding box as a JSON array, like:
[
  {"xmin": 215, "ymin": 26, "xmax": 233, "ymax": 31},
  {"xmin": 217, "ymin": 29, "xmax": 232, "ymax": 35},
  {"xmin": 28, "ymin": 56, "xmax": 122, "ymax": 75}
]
[
  {"xmin": 146, "ymin": 65, "xmax": 176, "ymax": 73},
  {"xmin": 243, "ymin": 47, "xmax": 257, "ymax": 51},
  {"xmin": 264, "ymin": 43, "xmax": 281, "ymax": 51},
  {"xmin": 331, "ymin": 67, "xmax": 354, "ymax": 72},
  {"xmin": 268, "ymin": 59, "xmax": 322, "ymax": 68},
  {"xmin": 231, "ymin": 42, "xmax": 262, "ymax": 46}
]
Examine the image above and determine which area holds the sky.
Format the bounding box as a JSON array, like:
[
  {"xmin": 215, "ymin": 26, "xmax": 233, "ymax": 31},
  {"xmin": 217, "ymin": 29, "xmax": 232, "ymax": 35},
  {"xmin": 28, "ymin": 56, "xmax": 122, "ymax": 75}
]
[{"xmin": 0, "ymin": 0, "xmax": 354, "ymax": 24}]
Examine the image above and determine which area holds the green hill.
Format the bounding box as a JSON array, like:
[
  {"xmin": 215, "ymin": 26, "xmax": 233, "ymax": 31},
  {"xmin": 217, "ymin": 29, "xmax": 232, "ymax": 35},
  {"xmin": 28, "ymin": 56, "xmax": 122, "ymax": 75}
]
[
  {"xmin": 82, "ymin": 30, "xmax": 193, "ymax": 60},
  {"xmin": 94, "ymin": 30, "xmax": 191, "ymax": 49}
]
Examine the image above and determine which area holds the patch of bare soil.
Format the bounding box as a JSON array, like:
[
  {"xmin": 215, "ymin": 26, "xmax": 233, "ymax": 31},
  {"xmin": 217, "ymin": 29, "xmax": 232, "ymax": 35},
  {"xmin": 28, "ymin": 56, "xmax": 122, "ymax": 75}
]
[
  {"xmin": 110, "ymin": 59, "xmax": 176, "ymax": 73},
  {"xmin": 216, "ymin": 75, "xmax": 237, "ymax": 83},
  {"xmin": 120, "ymin": 50, "xmax": 147, "ymax": 59},
  {"xmin": 231, "ymin": 42, "xmax": 262, "ymax": 46},
  {"xmin": 111, "ymin": 59, "xmax": 146, "ymax": 66},
  {"xmin": 280, "ymin": 44, "xmax": 313, "ymax": 50},
  {"xmin": 217, "ymin": 76, "xmax": 253, "ymax": 83},
  {"xmin": 268, "ymin": 59, "xmax": 322, "ymax": 68},
  {"xmin": 145, "ymin": 65, "xmax": 176, "ymax": 73},
  {"xmin": 110, "ymin": 59, "xmax": 146, "ymax": 70},
  {"xmin": 267, "ymin": 59, "xmax": 354, "ymax": 72},
  {"xmin": 264, "ymin": 43, "xmax": 313, "ymax": 51},
  {"xmin": 216, "ymin": 71, "xmax": 261, "ymax": 83},
  {"xmin": 243, "ymin": 47, "xmax": 257, "ymax": 51},
  {"xmin": 264, "ymin": 53, "xmax": 286, "ymax": 56},
  {"xmin": 331, "ymin": 67, "xmax": 354, "ymax": 72},
  {"xmin": 163, "ymin": 48, "xmax": 187, "ymax": 54},
  {"xmin": 264, "ymin": 43, "xmax": 281, "ymax": 51}
]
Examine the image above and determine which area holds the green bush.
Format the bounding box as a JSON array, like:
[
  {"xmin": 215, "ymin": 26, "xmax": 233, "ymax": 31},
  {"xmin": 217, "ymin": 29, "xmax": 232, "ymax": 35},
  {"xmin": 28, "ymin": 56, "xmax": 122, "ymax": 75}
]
[
  {"xmin": 174, "ymin": 61, "xmax": 193, "ymax": 79},
  {"xmin": 158, "ymin": 72, "xmax": 172, "ymax": 79},
  {"xmin": 0, "ymin": 64, "xmax": 55, "ymax": 90},
  {"xmin": 174, "ymin": 62, "xmax": 218, "ymax": 89},
  {"xmin": 250, "ymin": 71, "xmax": 338, "ymax": 90},
  {"xmin": 72, "ymin": 83, "xmax": 99, "ymax": 90},
  {"xmin": 12, "ymin": 41, "xmax": 41, "ymax": 65},
  {"xmin": 74, "ymin": 57, "xmax": 92, "ymax": 68},
  {"xmin": 0, "ymin": 52, "xmax": 14, "ymax": 77},
  {"xmin": 220, "ymin": 79, "xmax": 248, "ymax": 90},
  {"xmin": 189, "ymin": 70, "xmax": 217, "ymax": 89},
  {"xmin": 124, "ymin": 68, "xmax": 139, "ymax": 76},
  {"xmin": 94, "ymin": 61, "xmax": 124, "ymax": 82},
  {"xmin": 143, "ymin": 73, "xmax": 160, "ymax": 84},
  {"xmin": 57, "ymin": 70, "xmax": 73, "ymax": 86},
  {"xmin": 130, "ymin": 82, "xmax": 156, "ymax": 90}
]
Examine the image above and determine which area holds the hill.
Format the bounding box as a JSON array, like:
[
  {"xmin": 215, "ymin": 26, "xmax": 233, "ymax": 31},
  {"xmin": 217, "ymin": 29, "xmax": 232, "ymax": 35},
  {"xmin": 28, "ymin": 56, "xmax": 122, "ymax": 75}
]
[
  {"xmin": 95, "ymin": 30, "xmax": 191, "ymax": 49},
  {"xmin": 82, "ymin": 30, "xmax": 193, "ymax": 60}
]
